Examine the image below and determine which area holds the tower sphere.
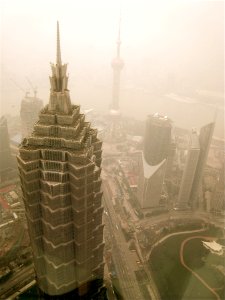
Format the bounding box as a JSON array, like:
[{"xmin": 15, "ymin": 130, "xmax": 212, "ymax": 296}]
[{"xmin": 111, "ymin": 57, "xmax": 124, "ymax": 69}]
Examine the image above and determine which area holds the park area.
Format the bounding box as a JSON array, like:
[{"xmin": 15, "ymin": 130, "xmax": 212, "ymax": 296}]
[{"xmin": 149, "ymin": 227, "xmax": 225, "ymax": 300}]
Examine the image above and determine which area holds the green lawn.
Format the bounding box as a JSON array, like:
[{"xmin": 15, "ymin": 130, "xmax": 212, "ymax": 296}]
[{"xmin": 149, "ymin": 229, "xmax": 225, "ymax": 300}]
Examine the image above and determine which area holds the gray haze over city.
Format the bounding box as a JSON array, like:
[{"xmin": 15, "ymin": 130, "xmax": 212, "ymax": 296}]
[
  {"xmin": 0, "ymin": 1, "xmax": 225, "ymax": 299},
  {"xmin": 0, "ymin": 0, "xmax": 224, "ymax": 138}
]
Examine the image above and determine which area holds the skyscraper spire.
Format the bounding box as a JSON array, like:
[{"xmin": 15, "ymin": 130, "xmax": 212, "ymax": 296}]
[
  {"xmin": 116, "ymin": 16, "xmax": 121, "ymax": 58},
  {"xmin": 48, "ymin": 22, "xmax": 71, "ymax": 114},
  {"xmin": 111, "ymin": 13, "xmax": 124, "ymax": 112},
  {"xmin": 56, "ymin": 21, "xmax": 62, "ymax": 65}
]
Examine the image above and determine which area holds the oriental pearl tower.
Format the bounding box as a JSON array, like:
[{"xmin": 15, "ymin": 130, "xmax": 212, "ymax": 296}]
[{"xmin": 109, "ymin": 17, "xmax": 125, "ymax": 140}]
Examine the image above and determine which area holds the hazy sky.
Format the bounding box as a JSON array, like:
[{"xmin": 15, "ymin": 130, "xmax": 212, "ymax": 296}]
[{"xmin": 0, "ymin": 0, "xmax": 224, "ymax": 136}]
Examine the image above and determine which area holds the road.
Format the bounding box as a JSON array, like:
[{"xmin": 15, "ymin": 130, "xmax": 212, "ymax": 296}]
[
  {"xmin": 103, "ymin": 181, "xmax": 144, "ymax": 300},
  {"xmin": 138, "ymin": 210, "xmax": 225, "ymax": 230},
  {"xmin": 180, "ymin": 236, "xmax": 221, "ymax": 300},
  {"xmin": 146, "ymin": 228, "xmax": 207, "ymax": 261},
  {"xmin": 0, "ymin": 265, "xmax": 35, "ymax": 299}
]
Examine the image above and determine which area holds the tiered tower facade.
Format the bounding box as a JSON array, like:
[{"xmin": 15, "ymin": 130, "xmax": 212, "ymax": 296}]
[{"xmin": 17, "ymin": 23, "xmax": 104, "ymax": 297}]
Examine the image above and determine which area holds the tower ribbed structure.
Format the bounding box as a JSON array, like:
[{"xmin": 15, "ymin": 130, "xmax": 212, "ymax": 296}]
[{"xmin": 17, "ymin": 23, "xmax": 104, "ymax": 297}]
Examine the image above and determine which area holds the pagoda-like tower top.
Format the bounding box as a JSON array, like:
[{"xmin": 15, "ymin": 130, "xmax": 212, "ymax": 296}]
[{"xmin": 48, "ymin": 21, "xmax": 72, "ymax": 114}]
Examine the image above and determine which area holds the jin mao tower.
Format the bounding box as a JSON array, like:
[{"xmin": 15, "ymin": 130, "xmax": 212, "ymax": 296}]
[{"xmin": 17, "ymin": 23, "xmax": 104, "ymax": 298}]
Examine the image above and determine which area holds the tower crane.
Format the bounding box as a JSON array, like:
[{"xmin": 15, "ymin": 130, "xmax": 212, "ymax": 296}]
[{"xmin": 26, "ymin": 77, "xmax": 38, "ymax": 98}]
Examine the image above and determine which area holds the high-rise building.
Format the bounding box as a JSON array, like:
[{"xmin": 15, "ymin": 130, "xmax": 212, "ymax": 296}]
[
  {"xmin": 190, "ymin": 122, "xmax": 215, "ymax": 209},
  {"xmin": 20, "ymin": 92, "xmax": 43, "ymax": 138},
  {"xmin": 137, "ymin": 152, "xmax": 166, "ymax": 208},
  {"xmin": 178, "ymin": 129, "xmax": 200, "ymax": 207},
  {"xmin": 0, "ymin": 116, "xmax": 16, "ymax": 182},
  {"xmin": 211, "ymin": 164, "xmax": 225, "ymax": 213},
  {"xmin": 144, "ymin": 113, "xmax": 172, "ymax": 166},
  {"xmin": 17, "ymin": 23, "xmax": 104, "ymax": 298},
  {"xmin": 165, "ymin": 139, "xmax": 176, "ymax": 179}
]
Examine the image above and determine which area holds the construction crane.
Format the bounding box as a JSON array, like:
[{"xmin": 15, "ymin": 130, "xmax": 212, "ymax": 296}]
[
  {"xmin": 26, "ymin": 77, "xmax": 37, "ymax": 98},
  {"xmin": 10, "ymin": 78, "xmax": 30, "ymax": 97}
]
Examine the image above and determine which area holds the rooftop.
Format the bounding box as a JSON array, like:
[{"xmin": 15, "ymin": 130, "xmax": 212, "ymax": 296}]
[
  {"xmin": 148, "ymin": 113, "xmax": 172, "ymax": 127},
  {"xmin": 202, "ymin": 241, "xmax": 223, "ymax": 253},
  {"xmin": 190, "ymin": 129, "xmax": 200, "ymax": 149}
]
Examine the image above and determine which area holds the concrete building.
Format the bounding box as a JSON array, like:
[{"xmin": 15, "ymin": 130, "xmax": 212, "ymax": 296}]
[
  {"xmin": 0, "ymin": 116, "xmax": 17, "ymax": 183},
  {"xmin": 165, "ymin": 140, "xmax": 176, "ymax": 179},
  {"xmin": 137, "ymin": 152, "xmax": 166, "ymax": 208},
  {"xmin": 144, "ymin": 113, "xmax": 172, "ymax": 166},
  {"xmin": 178, "ymin": 129, "xmax": 200, "ymax": 207},
  {"xmin": 190, "ymin": 122, "xmax": 215, "ymax": 209},
  {"xmin": 20, "ymin": 92, "xmax": 43, "ymax": 138},
  {"xmin": 17, "ymin": 23, "xmax": 104, "ymax": 298},
  {"xmin": 211, "ymin": 164, "xmax": 225, "ymax": 213}
]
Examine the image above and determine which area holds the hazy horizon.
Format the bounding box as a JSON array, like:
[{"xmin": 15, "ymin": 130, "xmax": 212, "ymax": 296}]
[{"xmin": 0, "ymin": 0, "xmax": 224, "ymax": 137}]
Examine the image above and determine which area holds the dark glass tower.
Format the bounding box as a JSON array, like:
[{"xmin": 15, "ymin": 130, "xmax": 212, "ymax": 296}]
[{"xmin": 144, "ymin": 113, "xmax": 172, "ymax": 166}]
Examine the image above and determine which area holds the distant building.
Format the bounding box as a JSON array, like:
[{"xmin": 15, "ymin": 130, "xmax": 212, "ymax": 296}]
[
  {"xmin": 178, "ymin": 129, "xmax": 200, "ymax": 207},
  {"xmin": 190, "ymin": 122, "xmax": 215, "ymax": 209},
  {"xmin": 211, "ymin": 164, "xmax": 225, "ymax": 213},
  {"xmin": 0, "ymin": 116, "xmax": 17, "ymax": 183},
  {"xmin": 202, "ymin": 241, "xmax": 224, "ymax": 256},
  {"xmin": 144, "ymin": 113, "xmax": 172, "ymax": 166},
  {"xmin": 17, "ymin": 23, "xmax": 104, "ymax": 298},
  {"xmin": 137, "ymin": 152, "xmax": 166, "ymax": 208},
  {"xmin": 165, "ymin": 139, "xmax": 176, "ymax": 179},
  {"xmin": 20, "ymin": 93, "xmax": 43, "ymax": 138}
]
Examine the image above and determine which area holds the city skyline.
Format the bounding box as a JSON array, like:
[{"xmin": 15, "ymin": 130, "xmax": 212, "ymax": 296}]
[
  {"xmin": 0, "ymin": 2, "xmax": 224, "ymax": 300},
  {"xmin": 0, "ymin": 0, "xmax": 223, "ymax": 139}
]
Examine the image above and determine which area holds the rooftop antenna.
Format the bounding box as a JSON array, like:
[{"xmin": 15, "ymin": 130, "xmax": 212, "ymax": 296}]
[{"xmin": 117, "ymin": 5, "xmax": 122, "ymax": 58}]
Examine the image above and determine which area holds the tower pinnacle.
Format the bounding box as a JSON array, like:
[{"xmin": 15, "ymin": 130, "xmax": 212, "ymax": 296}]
[
  {"xmin": 56, "ymin": 21, "xmax": 62, "ymax": 65},
  {"xmin": 117, "ymin": 16, "xmax": 121, "ymax": 58},
  {"xmin": 48, "ymin": 22, "xmax": 72, "ymax": 114}
]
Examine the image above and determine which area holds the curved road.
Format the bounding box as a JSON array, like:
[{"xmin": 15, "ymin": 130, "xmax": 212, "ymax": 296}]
[
  {"xmin": 180, "ymin": 236, "xmax": 221, "ymax": 300},
  {"xmin": 147, "ymin": 228, "xmax": 206, "ymax": 261}
]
